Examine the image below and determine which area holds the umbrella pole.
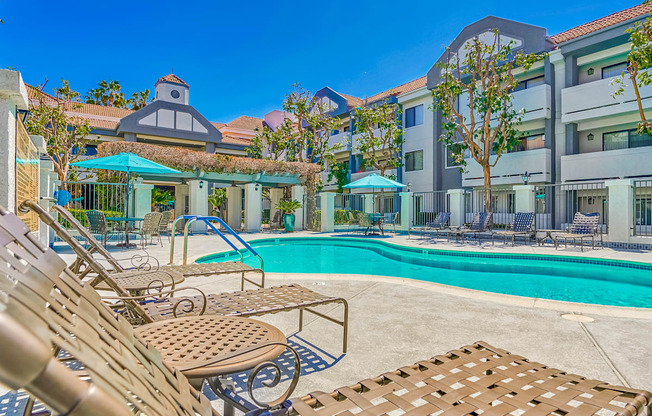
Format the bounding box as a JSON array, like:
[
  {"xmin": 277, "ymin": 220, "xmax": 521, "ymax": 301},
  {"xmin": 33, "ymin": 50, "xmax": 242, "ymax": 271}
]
[{"xmin": 124, "ymin": 170, "xmax": 132, "ymax": 248}]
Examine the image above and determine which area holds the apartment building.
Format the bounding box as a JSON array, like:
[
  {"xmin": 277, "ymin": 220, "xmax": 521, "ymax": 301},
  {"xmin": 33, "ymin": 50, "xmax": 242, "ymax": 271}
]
[{"xmin": 309, "ymin": 3, "xmax": 652, "ymax": 200}]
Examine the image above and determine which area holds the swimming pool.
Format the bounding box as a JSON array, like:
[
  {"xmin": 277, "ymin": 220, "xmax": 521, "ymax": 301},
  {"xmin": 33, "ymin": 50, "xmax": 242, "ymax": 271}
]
[{"xmin": 197, "ymin": 237, "xmax": 652, "ymax": 308}]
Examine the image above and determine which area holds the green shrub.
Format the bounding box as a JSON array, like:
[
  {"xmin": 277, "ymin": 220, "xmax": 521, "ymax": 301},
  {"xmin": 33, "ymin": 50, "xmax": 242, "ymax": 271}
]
[{"xmin": 58, "ymin": 208, "xmax": 124, "ymax": 228}]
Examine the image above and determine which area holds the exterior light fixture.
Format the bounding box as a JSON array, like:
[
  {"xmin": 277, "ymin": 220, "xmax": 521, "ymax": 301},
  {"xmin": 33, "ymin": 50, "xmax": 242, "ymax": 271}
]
[
  {"xmin": 587, "ymin": 68, "xmax": 594, "ymax": 75},
  {"xmin": 521, "ymin": 171, "xmax": 531, "ymax": 185},
  {"xmin": 407, "ymin": 182, "xmax": 412, "ymax": 192},
  {"xmin": 587, "ymin": 133, "xmax": 594, "ymax": 141},
  {"xmin": 199, "ymin": 180, "xmax": 204, "ymax": 189},
  {"xmin": 254, "ymin": 183, "xmax": 260, "ymax": 191}
]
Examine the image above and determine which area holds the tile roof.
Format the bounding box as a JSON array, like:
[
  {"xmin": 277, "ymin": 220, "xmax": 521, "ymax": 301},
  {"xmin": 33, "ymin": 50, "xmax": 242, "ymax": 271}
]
[
  {"xmin": 156, "ymin": 74, "xmax": 189, "ymax": 87},
  {"xmin": 211, "ymin": 121, "xmax": 227, "ymax": 130},
  {"xmin": 221, "ymin": 136, "xmax": 251, "ymax": 146},
  {"xmin": 224, "ymin": 115, "xmax": 264, "ymax": 131},
  {"xmin": 338, "ymin": 93, "xmax": 364, "ymax": 108},
  {"xmin": 551, "ymin": 3, "xmax": 652, "ymax": 44},
  {"xmin": 365, "ymin": 76, "xmax": 428, "ymax": 103}
]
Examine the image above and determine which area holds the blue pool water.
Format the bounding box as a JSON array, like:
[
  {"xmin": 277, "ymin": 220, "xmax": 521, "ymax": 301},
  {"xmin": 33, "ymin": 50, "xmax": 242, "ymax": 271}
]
[{"xmin": 197, "ymin": 238, "xmax": 652, "ymax": 308}]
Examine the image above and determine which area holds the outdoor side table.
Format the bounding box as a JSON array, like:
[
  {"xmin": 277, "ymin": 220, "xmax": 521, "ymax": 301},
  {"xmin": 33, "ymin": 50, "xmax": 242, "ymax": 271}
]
[
  {"xmin": 134, "ymin": 315, "xmax": 287, "ymax": 415},
  {"xmin": 536, "ymin": 229, "xmax": 558, "ymax": 246},
  {"xmin": 106, "ymin": 216, "xmax": 144, "ymax": 248}
]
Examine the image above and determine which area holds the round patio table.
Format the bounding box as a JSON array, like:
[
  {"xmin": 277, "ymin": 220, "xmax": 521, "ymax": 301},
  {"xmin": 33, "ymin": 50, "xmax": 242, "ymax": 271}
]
[
  {"xmin": 106, "ymin": 216, "xmax": 144, "ymax": 248},
  {"xmin": 368, "ymin": 213, "xmax": 385, "ymax": 236},
  {"xmin": 135, "ymin": 315, "xmax": 287, "ymax": 415}
]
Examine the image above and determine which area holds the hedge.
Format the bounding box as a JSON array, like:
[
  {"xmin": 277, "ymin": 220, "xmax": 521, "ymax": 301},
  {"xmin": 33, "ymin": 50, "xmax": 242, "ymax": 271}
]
[{"xmin": 58, "ymin": 208, "xmax": 124, "ymax": 228}]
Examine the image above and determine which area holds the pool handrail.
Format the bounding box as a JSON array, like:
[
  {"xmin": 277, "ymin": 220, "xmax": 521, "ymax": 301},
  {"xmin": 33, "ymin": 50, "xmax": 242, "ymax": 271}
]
[{"xmin": 169, "ymin": 215, "xmax": 264, "ymax": 270}]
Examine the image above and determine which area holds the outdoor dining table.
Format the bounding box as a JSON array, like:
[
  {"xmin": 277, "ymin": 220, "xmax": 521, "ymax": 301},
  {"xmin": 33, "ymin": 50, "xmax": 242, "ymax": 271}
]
[
  {"xmin": 106, "ymin": 216, "xmax": 144, "ymax": 248},
  {"xmin": 369, "ymin": 213, "xmax": 385, "ymax": 236}
]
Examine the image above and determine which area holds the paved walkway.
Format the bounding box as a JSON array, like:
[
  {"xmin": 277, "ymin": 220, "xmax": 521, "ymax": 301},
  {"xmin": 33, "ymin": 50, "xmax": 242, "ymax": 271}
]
[{"xmin": 48, "ymin": 230, "xmax": 652, "ymax": 412}]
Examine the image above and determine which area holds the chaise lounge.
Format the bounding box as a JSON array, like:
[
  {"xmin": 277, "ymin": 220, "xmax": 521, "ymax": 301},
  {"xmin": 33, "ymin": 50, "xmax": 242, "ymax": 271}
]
[
  {"xmin": 553, "ymin": 212, "xmax": 602, "ymax": 251},
  {"xmin": 491, "ymin": 212, "xmax": 536, "ymax": 246}
]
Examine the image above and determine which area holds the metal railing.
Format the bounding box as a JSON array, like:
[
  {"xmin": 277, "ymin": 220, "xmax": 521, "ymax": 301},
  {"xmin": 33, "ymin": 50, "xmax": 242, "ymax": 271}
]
[
  {"xmin": 334, "ymin": 194, "xmax": 364, "ymax": 225},
  {"xmin": 412, "ymin": 191, "xmax": 448, "ymax": 226},
  {"xmin": 534, "ymin": 182, "xmax": 608, "ymax": 232},
  {"xmin": 57, "ymin": 181, "xmax": 128, "ymax": 228},
  {"xmin": 633, "ymin": 179, "xmax": 652, "ymax": 236},
  {"xmin": 375, "ymin": 192, "xmax": 400, "ymax": 215},
  {"xmin": 465, "ymin": 187, "xmax": 515, "ymax": 227}
]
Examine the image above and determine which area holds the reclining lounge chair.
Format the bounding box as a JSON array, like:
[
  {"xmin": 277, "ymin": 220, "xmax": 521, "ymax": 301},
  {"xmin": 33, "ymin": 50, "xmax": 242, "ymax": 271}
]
[
  {"xmin": 553, "ymin": 212, "xmax": 602, "ymax": 251},
  {"xmin": 448, "ymin": 212, "xmax": 493, "ymax": 243},
  {"xmin": 21, "ymin": 200, "xmax": 350, "ymax": 353},
  {"xmin": 492, "ymin": 212, "xmax": 535, "ymax": 246},
  {"xmin": 409, "ymin": 212, "xmax": 451, "ymax": 239},
  {"xmin": 0, "ymin": 207, "xmax": 650, "ymax": 416}
]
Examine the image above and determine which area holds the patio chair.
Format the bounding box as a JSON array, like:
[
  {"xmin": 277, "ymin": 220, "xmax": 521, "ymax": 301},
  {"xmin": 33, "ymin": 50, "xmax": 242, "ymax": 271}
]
[
  {"xmin": 382, "ymin": 212, "xmax": 400, "ymax": 233},
  {"xmin": 347, "ymin": 211, "xmax": 359, "ymax": 233},
  {"xmin": 270, "ymin": 210, "xmax": 283, "ymax": 230},
  {"xmin": 553, "ymin": 212, "xmax": 602, "ymax": 251},
  {"xmin": 85, "ymin": 209, "xmax": 122, "ymax": 247},
  {"xmin": 156, "ymin": 210, "xmax": 174, "ymax": 242},
  {"xmin": 357, "ymin": 212, "xmax": 372, "ymax": 235},
  {"xmin": 448, "ymin": 212, "xmax": 493, "ymax": 243},
  {"xmin": 409, "ymin": 212, "xmax": 451, "ymax": 239},
  {"xmin": 0, "ymin": 206, "xmax": 299, "ymax": 416},
  {"xmin": 21, "ymin": 200, "xmax": 350, "ymax": 353},
  {"xmin": 51, "ymin": 203, "xmax": 267, "ymax": 291},
  {"xmin": 132, "ymin": 212, "xmax": 163, "ymax": 248},
  {"xmin": 492, "ymin": 212, "xmax": 535, "ymax": 246},
  {"xmin": 289, "ymin": 341, "xmax": 651, "ymax": 416}
]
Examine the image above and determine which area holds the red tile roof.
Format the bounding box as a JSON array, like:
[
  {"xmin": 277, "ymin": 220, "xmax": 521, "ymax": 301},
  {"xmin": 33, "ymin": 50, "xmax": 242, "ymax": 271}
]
[
  {"xmin": 211, "ymin": 121, "xmax": 227, "ymax": 130},
  {"xmin": 365, "ymin": 76, "xmax": 428, "ymax": 103},
  {"xmin": 338, "ymin": 93, "xmax": 364, "ymax": 108},
  {"xmin": 156, "ymin": 74, "xmax": 189, "ymax": 87},
  {"xmin": 551, "ymin": 3, "xmax": 652, "ymax": 44}
]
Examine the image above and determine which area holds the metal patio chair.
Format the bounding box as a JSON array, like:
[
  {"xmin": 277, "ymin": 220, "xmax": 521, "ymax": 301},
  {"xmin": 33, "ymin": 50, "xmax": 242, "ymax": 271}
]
[
  {"xmin": 492, "ymin": 212, "xmax": 536, "ymax": 246},
  {"xmin": 448, "ymin": 212, "xmax": 493, "ymax": 243},
  {"xmin": 132, "ymin": 212, "xmax": 163, "ymax": 248},
  {"xmin": 156, "ymin": 210, "xmax": 174, "ymax": 243},
  {"xmin": 553, "ymin": 212, "xmax": 602, "ymax": 251},
  {"xmin": 409, "ymin": 212, "xmax": 451, "ymax": 239},
  {"xmin": 85, "ymin": 209, "xmax": 122, "ymax": 247},
  {"xmin": 357, "ymin": 212, "xmax": 372, "ymax": 235}
]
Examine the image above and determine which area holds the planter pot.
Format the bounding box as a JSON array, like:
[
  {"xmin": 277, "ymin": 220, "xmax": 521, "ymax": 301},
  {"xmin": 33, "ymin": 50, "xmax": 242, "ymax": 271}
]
[{"xmin": 283, "ymin": 214, "xmax": 295, "ymax": 232}]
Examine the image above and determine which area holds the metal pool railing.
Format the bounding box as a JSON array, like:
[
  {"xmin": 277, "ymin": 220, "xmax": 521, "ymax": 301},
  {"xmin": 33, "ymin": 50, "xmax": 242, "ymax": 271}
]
[
  {"xmin": 634, "ymin": 179, "xmax": 652, "ymax": 237},
  {"xmin": 464, "ymin": 187, "xmax": 515, "ymax": 227},
  {"xmin": 412, "ymin": 191, "xmax": 448, "ymax": 226},
  {"xmin": 534, "ymin": 182, "xmax": 608, "ymax": 232}
]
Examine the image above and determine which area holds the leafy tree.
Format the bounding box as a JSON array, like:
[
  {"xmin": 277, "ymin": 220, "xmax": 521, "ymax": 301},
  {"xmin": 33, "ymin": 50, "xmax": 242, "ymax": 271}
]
[
  {"xmin": 248, "ymin": 120, "xmax": 294, "ymax": 161},
  {"xmin": 208, "ymin": 187, "xmax": 227, "ymax": 217},
  {"xmin": 353, "ymin": 98, "xmax": 404, "ymax": 178},
  {"xmin": 151, "ymin": 188, "xmax": 174, "ymax": 210},
  {"xmin": 432, "ymin": 30, "xmax": 542, "ymax": 212},
  {"xmin": 26, "ymin": 79, "xmax": 92, "ymax": 182},
  {"xmin": 327, "ymin": 161, "xmax": 350, "ymax": 193},
  {"xmin": 613, "ymin": 11, "xmax": 652, "ymax": 135}
]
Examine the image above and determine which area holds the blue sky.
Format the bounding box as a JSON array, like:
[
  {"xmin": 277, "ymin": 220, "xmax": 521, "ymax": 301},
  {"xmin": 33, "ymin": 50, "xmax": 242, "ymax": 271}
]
[{"xmin": 0, "ymin": 0, "xmax": 641, "ymax": 123}]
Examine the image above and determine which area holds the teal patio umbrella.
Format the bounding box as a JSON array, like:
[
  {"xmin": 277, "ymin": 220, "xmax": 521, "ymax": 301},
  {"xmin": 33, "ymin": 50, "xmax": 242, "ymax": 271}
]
[
  {"xmin": 344, "ymin": 173, "xmax": 406, "ymax": 228},
  {"xmin": 72, "ymin": 152, "xmax": 181, "ymax": 247}
]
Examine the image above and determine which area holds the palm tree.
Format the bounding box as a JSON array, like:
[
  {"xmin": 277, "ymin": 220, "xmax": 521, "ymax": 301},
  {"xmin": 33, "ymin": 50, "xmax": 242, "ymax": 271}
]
[{"xmin": 129, "ymin": 89, "xmax": 151, "ymax": 110}]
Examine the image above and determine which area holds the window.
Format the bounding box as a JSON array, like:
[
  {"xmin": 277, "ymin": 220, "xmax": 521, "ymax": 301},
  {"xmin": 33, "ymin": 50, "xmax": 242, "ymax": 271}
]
[
  {"xmin": 405, "ymin": 105, "xmax": 424, "ymax": 128},
  {"xmin": 511, "ymin": 134, "xmax": 545, "ymax": 152},
  {"xmin": 405, "ymin": 150, "xmax": 423, "ymax": 171},
  {"xmin": 603, "ymin": 129, "xmax": 652, "ymax": 151},
  {"xmin": 446, "ymin": 145, "xmax": 463, "ymax": 167},
  {"xmin": 343, "ymin": 126, "xmax": 350, "ymax": 132},
  {"xmin": 513, "ymin": 75, "xmax": 545, "ymax": 92},
  {"xmin": 602, "ymin": 62, "xmax": 628, "ymax": 79}
]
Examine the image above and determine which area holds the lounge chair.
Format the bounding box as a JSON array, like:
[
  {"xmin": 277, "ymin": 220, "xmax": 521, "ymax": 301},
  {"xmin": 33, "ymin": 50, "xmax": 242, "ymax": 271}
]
[
  {"xmin": 52, "ymin": 203, "xmax": 267, "ymax": 291},
  {"xmin": 409, "ymin": 212, "xmax": 451, "ymax": 239},
  {"xmin": 448, "ymin": 212, "xmax": 493, "ymax": 243},
  {"xmin": 0, "ymin": 208, "xmax": 650, "ymax": 416},
  {"xmin": 21, "ymin": 200, "xmax": 350, "ymax": 353},
  {"xmin": 492, "ymin": 212, "xmax": 535, "ymax": 246},
  {"xmin": 553, "ymin": 212, "xmax": 602, "ymax": 251}
]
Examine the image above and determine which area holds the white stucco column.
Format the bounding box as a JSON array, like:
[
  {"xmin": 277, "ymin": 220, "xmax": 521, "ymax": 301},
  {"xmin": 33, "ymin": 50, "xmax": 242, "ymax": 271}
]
[
  {"xmin": 363, "ymin": 194, "xmax": 374, "ymax": 214},
  {"xmin": 226, "ymin": 186, "xmax": 242, "ymax": 230},
  {"xmin": 291, "ymin": 185, "xmax": 305, "ymax": 231},
  {"xmin": 605, "ymin": 179, "xmax": 633, "ymax": 244},
  {"xmin": 244, "ymin": 183, "xmax": 262, "ymax": 232},
  {"xmin": 187, "ymin": 179, "xmax": 208, "ymax": 233},
  {"xmin": 320, "ymin": 192, "xmax": 335, "ymax": 232},
  {"xmin": 514, "ymin": 185, "xmax": 535, "ymax": 213},
  {"xmin": 0, "ymin": 70, "xmax": 28, "ymax": 212},
  {"xmin": 269, "ymin": 188, "xmax": 284, "ymax": 224},
  {"xmin": 399, "ymin": 192, "xmax": 413, "ymax": 231},
  {"xmin": 133, "ymin": 179, "xmax": 154, "ymax": 220},
  {"xmin": 447, "ymin": 189, "xmax": 466, "ymax": 227}
]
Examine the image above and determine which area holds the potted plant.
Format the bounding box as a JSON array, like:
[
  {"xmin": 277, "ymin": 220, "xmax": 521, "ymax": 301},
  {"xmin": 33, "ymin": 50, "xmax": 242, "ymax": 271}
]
[
  {"xmin": 276, "ymin": 199, "xmax": 302, "ymax": 232},
  {"xmin": 208, "ymin": 188, "xmax": 227, "ymax": 219}
]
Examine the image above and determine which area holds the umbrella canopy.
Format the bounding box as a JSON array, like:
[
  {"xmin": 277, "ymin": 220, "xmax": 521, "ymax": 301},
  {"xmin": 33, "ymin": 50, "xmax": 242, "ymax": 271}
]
[
  {"xmin": 344, "ymin": 173, "xmax": 406, "ymax": 189},
  {"xmin": 71, "ymin": 152, "xmax": 181, "ymax": 174}
]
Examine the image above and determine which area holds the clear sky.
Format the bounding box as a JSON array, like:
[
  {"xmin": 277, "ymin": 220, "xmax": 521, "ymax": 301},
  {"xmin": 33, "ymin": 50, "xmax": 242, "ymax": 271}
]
[{"xmin": 0, "ymin": 0, "xmax": 641, "ymax": 123}]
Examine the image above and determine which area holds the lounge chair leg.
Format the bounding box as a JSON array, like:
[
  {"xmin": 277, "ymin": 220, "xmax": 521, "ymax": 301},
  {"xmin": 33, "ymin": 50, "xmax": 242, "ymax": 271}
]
[
  {"xmin": 299, "ymin": 309, "xmax": 304, "ymax": 331},
  {"xmin": 342, "ymin": 299, "xmax": 349, "ymax": 354}
]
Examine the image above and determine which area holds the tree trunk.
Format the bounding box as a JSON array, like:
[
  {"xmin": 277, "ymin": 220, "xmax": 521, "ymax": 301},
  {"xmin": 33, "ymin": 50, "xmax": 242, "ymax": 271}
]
[{"xmin": 482, "ymin": 163, "xmax": 492, "ymax": 213}]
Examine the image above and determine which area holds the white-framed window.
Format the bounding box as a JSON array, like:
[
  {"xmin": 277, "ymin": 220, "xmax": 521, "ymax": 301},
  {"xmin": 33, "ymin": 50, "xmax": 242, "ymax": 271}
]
[
  {"xmin": 404, "ymin": 105, "xmax": 424, "ymax": 128},
  {"xmin": 602, "ymin": 62, "xmax": 628, "ymax": 79},
  {"xmin": 404, "ymin": 150, "xmax": 423, "ymax": 171}
]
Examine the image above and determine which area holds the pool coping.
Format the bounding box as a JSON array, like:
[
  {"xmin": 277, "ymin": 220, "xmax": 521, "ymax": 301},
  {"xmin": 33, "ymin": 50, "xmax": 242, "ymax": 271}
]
[{"xmin": 264, "ymin": 272, "xmax": 652, "ymax": 320}]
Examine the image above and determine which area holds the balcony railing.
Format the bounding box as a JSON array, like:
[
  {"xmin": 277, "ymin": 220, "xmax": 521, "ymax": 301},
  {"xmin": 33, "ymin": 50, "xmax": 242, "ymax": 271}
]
[
  {"xmin": 462, "ymin": 147, "xmax": 551, "ymax": 187},
  {"xmin": 561, "ymin": 76, "xmax": 652, "ymax": 123},
  {"xmin": 561, "ymin": 146, "xmax": 652, "ymax": 182},
  {"xmin": 328, "ymin": 131, "xmax": 351, "ymax": 151},
  {"xmin": 458, "ymin": 84, "xmax": 551, "ymax": 123}
]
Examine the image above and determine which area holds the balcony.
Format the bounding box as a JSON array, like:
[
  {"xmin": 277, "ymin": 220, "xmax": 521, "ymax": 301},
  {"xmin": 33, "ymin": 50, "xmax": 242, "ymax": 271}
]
[
  {"xmin": 459, "ymin": 84, "xmax": 551, "ymax": 123},
  {"xmin": 351, "ymin": 129, "xmax": 381, "ymax": 153},
  {"xmin": 561, "ymin": 146, "xmax": 652, "ymax": 182},
  {"xmin": 462, "ymin": 147, "xmax": 551, "ymax": 187},
  {"xmin": 328, "ymin": 131, "xmax": 351, "ymax": 152},
  {"xmin": 561, "ymin": 76, "xmax": 652, "ymax": 124}
]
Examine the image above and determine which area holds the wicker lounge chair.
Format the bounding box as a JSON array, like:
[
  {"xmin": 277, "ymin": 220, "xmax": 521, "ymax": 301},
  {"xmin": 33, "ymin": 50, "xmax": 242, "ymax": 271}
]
[
  {"xmin": 53, "ymin": 204, "xmax": 266, "ymax": 290},
  {"xmin": 0, "ymin": 206, "xmax": 299, "ymax": 415},
  {"xmin": 409, "ymin": 212, "xmax": 451, "ymax": 239},
  {"xmin": 448, "ymin": 212, "xmax": 493, "ymax": 243},
  {"xmin": 492, "ymin": 212, "xmax": 535, "ymax": 246},
  {"xmin": 289, "ymin": 341, "xmax": 651, "ymax": 416},
  {"xmin": 553, "ymin": 212, "xmax": 602, "ymax": 251},
  {"xmin": 21, "ymin": 200, "xmax": 350, "ymax": 353}
]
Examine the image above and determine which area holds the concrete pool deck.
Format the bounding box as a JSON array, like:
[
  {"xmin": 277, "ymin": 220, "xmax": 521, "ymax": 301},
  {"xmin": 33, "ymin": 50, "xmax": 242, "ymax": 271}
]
[{"xmin": 48, "ymin": 230, "xmax": 652, "ymax": 411}]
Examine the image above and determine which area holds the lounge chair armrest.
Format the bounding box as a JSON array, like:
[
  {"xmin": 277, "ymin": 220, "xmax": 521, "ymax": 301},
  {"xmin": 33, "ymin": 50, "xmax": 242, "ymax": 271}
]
[
  {"xmin": 103, "ymin": 250, "xmax": 160, "ymax": 271},
  {"xmin": 103, "ymin": 286, "xmax": 208, "ymax": 317}
]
